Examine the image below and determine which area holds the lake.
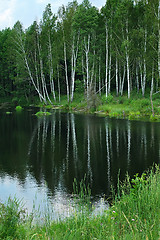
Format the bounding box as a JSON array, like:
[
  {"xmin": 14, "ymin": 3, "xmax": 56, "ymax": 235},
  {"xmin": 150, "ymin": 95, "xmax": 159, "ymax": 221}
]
[{"xmin": 0, "ymin": 108, "xmax": 159, "ymax": 218}]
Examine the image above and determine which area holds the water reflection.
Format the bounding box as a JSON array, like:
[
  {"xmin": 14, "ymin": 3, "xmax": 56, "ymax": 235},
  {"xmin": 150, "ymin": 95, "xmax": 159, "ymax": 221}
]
[
  {"xmin": 27, "ymin": 112, "xmax": 160, "ymax": 196},
  {"xmin": 0, "ymin": 109, "xmax": 160, "ymax": 217}
]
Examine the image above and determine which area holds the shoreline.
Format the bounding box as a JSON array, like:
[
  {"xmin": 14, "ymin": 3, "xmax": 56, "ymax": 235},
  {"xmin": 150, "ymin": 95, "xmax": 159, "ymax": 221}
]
[{"xmin": 1, "ymin": 92, "xmax": 160, "ymax": 122}]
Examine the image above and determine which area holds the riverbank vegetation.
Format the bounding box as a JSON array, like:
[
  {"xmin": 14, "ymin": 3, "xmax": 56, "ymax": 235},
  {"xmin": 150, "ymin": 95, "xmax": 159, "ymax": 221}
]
[
  {"xmin": 35, "ymin": 90, "xmax": 160, "ymax": 121},
  {"xmin": 0, "ymin": 165, "xmax": 160, "ymax": 239},
  {"xmin": 2, "ymin": 90, "xmax": 160, "ymax": 121}
]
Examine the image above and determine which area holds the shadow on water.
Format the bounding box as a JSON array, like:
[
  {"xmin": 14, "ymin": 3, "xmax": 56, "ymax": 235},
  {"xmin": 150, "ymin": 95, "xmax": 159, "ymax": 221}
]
[{"xmin": 0, "ymin": 108, "xmax": 160, "ymax": 218}]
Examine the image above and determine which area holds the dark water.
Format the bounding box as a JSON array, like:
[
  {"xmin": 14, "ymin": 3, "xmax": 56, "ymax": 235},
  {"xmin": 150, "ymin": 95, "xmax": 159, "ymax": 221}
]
[{"xmin": 0, "ymin": 108, "xmax": 160, "ymax": 217}]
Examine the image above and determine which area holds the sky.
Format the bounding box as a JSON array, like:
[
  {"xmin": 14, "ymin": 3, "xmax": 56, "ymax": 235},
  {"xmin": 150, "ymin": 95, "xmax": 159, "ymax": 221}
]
[{"xmin": 0, "ymin": 0, "xmax": 106, "ymax": 30}]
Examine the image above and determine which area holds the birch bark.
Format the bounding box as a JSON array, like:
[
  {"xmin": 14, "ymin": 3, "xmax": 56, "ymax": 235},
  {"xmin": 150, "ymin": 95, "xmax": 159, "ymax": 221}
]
[{"xmin": 105, "ymin": 22, "xmax": 109, "ymax": 97}]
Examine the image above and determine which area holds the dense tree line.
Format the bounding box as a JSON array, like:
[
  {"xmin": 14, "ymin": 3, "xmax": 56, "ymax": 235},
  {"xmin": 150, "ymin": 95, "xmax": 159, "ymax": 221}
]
[{"xmin": 0, "ymin": 0, "xmax": 160, "ymax": 103}]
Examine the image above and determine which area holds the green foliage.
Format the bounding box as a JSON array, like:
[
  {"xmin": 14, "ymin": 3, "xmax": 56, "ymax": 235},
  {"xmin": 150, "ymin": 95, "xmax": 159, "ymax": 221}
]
[
  {"xmin": 15, "ymin": 106, "xmax": 23, "ymax": 111},
  {"xmin": 128, "ymin": 111, "xmax": 140, "ymax": 120},
  {"xmin": 109, "ymin": 110, "xmax": 123, "ymax": 118},
  {"xmin": 130, "ymin": 173, "xmax": 147, "ymax": 196},
  {"xmin": 0, "ymin": 197, "xmax": 26, "ymax": 239},
  {"xmin": 150, "ymin": 114, "xmax": 160, "ymax": 121},
  {"xmin": 101, "ymin": 94, "xmax": 114, "ymax": 104},
  {"xmin": 35, "ymin": 111, "xmax": 52, "ymax": 117},
  {"xmin": 75, "ymin": 80, "xmax": 84, "ymax": 93}
]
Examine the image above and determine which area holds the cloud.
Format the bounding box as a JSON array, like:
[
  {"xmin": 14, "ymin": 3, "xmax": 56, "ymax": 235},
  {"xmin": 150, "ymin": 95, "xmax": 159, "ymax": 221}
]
[
  {"xmin": 0, "ymin": 0, "xmax": 17, "ymax": 29},
  {"xmin": 0, "ymin": 0, "xmax": 106, "ymax": 30},
  {"xmin": 36, "ymin": 0, "xmax": 48, "ymax": 4}
]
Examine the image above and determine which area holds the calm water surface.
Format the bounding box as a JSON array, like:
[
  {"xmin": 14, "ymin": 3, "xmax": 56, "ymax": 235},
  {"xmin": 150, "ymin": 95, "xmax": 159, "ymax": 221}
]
[{"xmin": 0, "ymin": 108, "xmax": 160, "ymax": 217}]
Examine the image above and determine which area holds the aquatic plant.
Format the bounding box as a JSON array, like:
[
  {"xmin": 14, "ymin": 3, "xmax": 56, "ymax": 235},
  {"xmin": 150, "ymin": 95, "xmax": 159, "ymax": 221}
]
[
  {"xmin": 15, "ymin": 106, "xmax": 23, "ymax": 111},
  {"xmin": 35, "ymin": 111, "xmax": 52, "ymax": 117}
]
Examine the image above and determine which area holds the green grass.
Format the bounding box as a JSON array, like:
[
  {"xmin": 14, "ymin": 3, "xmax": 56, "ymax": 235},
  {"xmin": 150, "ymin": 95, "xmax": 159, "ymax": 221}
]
[
  {"xmin": 0, "ymin": 166, "xmax": 160, "ymax": 239},
  {"xmin": 1, "ymin": 90, "xmax": 160, "ymax": 121},
  {"xmin": 96, "ymin": 92, "xmax": 160, "ymax": 121},
  {"xmin": 36, "ymin": 91, "xmax": 160, "ymax": 121}
]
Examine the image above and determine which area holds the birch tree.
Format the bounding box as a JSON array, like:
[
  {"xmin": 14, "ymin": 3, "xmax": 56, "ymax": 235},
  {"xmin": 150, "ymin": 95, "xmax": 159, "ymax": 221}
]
[
  {"xmin": 73, "ymin": 0, "xmax": 99, "ymax": 103},
  {"xmin": 14, "ymin": 21, "xmax": 47, "ymax": 103}
]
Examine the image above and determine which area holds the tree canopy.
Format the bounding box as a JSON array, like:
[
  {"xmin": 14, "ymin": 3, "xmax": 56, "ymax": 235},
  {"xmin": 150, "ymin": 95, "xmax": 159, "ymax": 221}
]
[{"xmin": 0, "ymin": 0, "xmax": 160, "ymax": 103}]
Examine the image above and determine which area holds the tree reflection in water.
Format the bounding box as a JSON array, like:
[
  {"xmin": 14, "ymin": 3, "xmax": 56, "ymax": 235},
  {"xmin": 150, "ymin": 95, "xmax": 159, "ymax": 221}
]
[{"xmin": 0, "ymin": 109, "xmax": 160, "ymax": 218}]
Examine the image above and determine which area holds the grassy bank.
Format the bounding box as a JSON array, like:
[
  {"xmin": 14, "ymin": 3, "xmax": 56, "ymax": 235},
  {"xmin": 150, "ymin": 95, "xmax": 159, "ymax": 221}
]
[
  {"xmin": 1, "ymin": 166, "xmax": 160, "ymax": 239},
  {"xmin": 36, "ymin": 91, "xmax": 160, "ymax": 121},
  {"xmin": 1, "ymin": 90, "xmax": 160, "ymax": 121}
]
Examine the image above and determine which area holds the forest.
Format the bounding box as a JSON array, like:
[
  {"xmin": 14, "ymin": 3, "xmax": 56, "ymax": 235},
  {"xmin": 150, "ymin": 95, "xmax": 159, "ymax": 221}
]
[{"xmin": 0, "ymin": 0, "xmax": 159, "ymax": 105}]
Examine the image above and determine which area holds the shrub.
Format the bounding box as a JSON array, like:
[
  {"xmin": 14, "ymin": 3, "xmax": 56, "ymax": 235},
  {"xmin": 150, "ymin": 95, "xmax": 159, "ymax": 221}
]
[
  {"xmin": 128, "ymin": 111, "xmax": 140, "ymax": 120},
  {"xmin": 101, "ymin": 94, "xmax": 113, "ymax": 104},
  {"xmin": 150, "ymin": 114, "xmax": 159, "ymax": 121},
  {"xmin": 139, "ymin": 98, "xmax": 150, "ymax": 107}
]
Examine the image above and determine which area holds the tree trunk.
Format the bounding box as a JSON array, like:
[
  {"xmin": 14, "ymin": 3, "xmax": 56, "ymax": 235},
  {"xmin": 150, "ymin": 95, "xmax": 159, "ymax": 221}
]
[
  {"xmin": 98, "ymin": 56, "xmax": 101, "ymax": 96},
  {"xmin": 70, "ymin": 33, "xmax": 79, "ymax": 102},
  {"xmin": 84, "ymin": 35, "xmax": 90, "ymax": 102},
  {"xmin": 63, "ymin": 40, "xmax": 70, "ymax": 103},
  {"xmin": 48, "ymin": 32, "xmax": 56, "ymax": 102},
  {"xmin": 57, "ymin": 64, "xmax": 61, "ymax": 103},
  {"xmin": 125, "ymin": 19, "xmax": 130, "ymax": 99},
  {"xmin": 116, "ymin": 56, "xmax": 119, "ymax": 96},
  {"xmin": 105, "ymin": 22, "xmax": 109, "ymax": 97}
]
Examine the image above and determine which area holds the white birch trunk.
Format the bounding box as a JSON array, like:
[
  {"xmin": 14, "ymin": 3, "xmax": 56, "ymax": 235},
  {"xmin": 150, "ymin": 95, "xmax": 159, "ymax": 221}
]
[
  {"xmin": 84, "ymin": 35, "xmax": 90, "ymax": 101},
  {"xmin": 16, "ymin": 29, "xmax": 46, "ymax": 102},
  {"xmin": 150, "ymin": 63, "xmax": 154, "ymax": 116},
  {"xmin": 48, "ymin": 32, "xmax": 56, "ymax": 102},
  {"xmin": 151, "ymin": 64, "xmax": 154, "ymax": 95},
  {"xmin": 136, "ymin": 63, "xmax": 139, "ymax": 93},
  {"xmin": 125, "ymin": 19, "xmax": 130, "ymax": 98},
  {"xmin": 98, "ymin": 56, "xmax": 101, "ymax": 96},
  {"xmin": 90, "ymin": 48, "xmax": 95, "ymax": 87},
  {"xmin": 116, "ymin": 57, "xmax": 119, "ymax": 96},
  {"xmin": 108, "ymin": 52, "xmax": 111, "ymax": 94},
  {"xmin": 82, "ymin": 54, "xmax": 86, "ymax": 89},
  {"xmin": 120, "ymin": 64, "xmax": 126, "ymax": 96},
  {"xmin": 57, "ymin": 64, "xmax": 61, "ymax": 103},
  {"xmin": 63, "ymin": 39, "xmax": 70, "ymax": 103},
  {"xmin": 139, "ymin": 62, "xmax": 144, "ymax": 94},
  {"xmin": 70, "ymin": 33, "xmax": 79, "ymax": 102},
  {"xmin": 37, "ymin": 28, "xmax": 52, "ymax": 104},
  {"xmin": 34, "ymin": 50, "xmax": 43, "ymax": 102},
  {"xmin": 105, "ymin": 22, "xmax": 109, "ymax": 97},
  {"xmin": 142, "ymin": 29, "xmax": 147, "ymax": 97}
]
